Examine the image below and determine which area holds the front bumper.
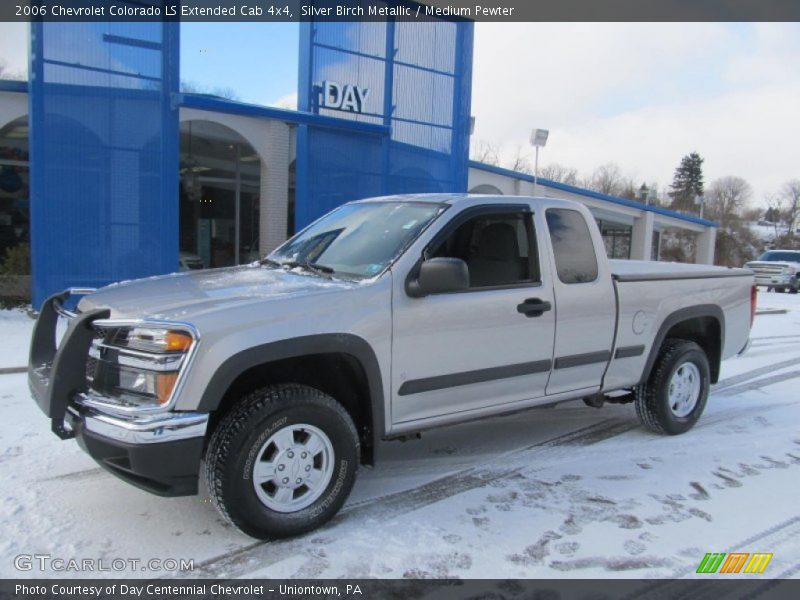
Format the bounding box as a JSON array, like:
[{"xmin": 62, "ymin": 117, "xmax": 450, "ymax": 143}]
[
  {"xmin": 66, "ymin": 402, "xmax": 207, "ymax": 496},
  {"xmin": 28, "ymin": 290, "xmax": 208, "ymax": 497},
  {"xmin": 754, "ymin": 274, "xmax": 794, "ymax": 286}
]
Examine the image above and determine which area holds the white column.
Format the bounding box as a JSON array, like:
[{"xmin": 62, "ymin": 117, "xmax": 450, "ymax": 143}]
[
  {"xmin": 696, "ymin": 227, "xmax": 717, "ymax": 264},
  {"xmin": 259, "ymin": 121, "xmax": 291, "ymax": 255},
  {"xmin": 630, "ymin": 211, "xmax": 654, "ymax": 261}
]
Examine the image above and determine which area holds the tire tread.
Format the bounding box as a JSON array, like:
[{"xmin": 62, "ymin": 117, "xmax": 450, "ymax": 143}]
[
  {"xmin": 635, "ymin": 338, "xmax": 703, "ymax": 434},
  {"xmin": 204, "ymin": 384, "xmax": 358, "ymax": 535}
]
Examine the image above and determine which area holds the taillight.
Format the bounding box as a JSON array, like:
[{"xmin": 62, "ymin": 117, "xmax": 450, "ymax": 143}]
[{"xmin": 750, "ymin": 285, "xmax": 757, "ymax": 328}]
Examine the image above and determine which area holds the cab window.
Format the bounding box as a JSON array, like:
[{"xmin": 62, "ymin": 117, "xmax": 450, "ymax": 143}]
[
  {"xmin": 545, "ymin": 208, "xmax": 599, "ymax": 284},
  {"xmin": 429, "ymin": 210, "xmax": 540, "ymax": 288}
]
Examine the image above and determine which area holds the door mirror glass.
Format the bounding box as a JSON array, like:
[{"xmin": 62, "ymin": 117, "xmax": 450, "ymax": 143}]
[{"xmin": 409, "ymin": 257, "xmax": 470, "ymax": 297}]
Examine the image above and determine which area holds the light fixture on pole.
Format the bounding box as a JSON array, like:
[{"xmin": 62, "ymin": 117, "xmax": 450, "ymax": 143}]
[
  {"xmin": 694, "ymin": 195, "xmax": 706, "ymax": 219},
  {"xmin": 530, "ymin": 128, "xmax": 549, "ymax": 196}
]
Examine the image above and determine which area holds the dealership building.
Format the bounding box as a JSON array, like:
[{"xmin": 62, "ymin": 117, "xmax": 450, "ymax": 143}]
[{"xmin": 0, "ymin": 20, "xmax": 717, "ymax": 307}]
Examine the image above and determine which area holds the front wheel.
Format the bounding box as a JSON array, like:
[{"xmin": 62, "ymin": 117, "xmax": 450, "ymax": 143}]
[
  {"xmin": 635, "ymin": 339, "xmax": 710, "ymax": 435},
  {"xmin": 205, "ymin": 384, "xmax": 359, "ymax": 539}
]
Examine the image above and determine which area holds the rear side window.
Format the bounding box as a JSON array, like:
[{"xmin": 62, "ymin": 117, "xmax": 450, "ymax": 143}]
[{"xmin": 546, "ymin": 209, "xmax": 599, "ymax": 284}]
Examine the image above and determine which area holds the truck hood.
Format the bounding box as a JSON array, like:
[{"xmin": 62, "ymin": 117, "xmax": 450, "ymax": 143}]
[
  {"xmin": 745, "ymin": 261, "xmax": 798, "ymax": 268},
  {"xmin": 78, "ymin": 265, "xmax": 357, "ymax": 321}
]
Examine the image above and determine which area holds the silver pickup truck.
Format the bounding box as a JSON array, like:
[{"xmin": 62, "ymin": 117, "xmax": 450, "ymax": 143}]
[{"xmin": 29, "ymin": 195, "xmax": 755, "ymax": 539}]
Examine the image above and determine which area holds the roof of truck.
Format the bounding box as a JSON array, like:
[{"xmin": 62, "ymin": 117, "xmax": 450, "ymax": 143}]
[{"xmin": 349, "ymin": 193, "xmax": 570, "ymax": 205}]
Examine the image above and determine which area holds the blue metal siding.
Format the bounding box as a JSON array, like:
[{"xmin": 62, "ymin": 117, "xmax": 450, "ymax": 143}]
[
  {"xmin": 29, "ymin": 22, "xmax": 179, "ymax": 307},
  {"xmin": 296, "ymin": 15, "xmax": 474, "ymax": 230}
]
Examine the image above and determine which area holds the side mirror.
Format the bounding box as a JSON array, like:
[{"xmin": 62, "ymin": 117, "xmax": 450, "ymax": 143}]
[{"xmin": 407, "ymin": 257, "xmax": 470, "ymax": 297}]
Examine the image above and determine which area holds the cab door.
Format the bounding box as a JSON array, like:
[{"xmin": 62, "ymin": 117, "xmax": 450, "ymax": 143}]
[
  {"xmin": 390, "ymin": 204, "xmax": 556, "ymax": 425},
  {"xmin": 543, "ymin": 206, "xmax": 616, "ymax": 395}
]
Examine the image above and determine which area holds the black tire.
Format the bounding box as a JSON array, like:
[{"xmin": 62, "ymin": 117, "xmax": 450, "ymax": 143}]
[
  {"xmin": 790, "ymin": 282, "xmax": 799, "ymax": 295},
  {"xmin": 205, "ymin": 384, "xmax": 359, "ymax": 539},
  {"xmin": 635, "ymin": 339, "xmax": 710, "ymax": 435},
  {"xmin": 775, "ymin": 287, "xmax": 786, "ymax": 293}
]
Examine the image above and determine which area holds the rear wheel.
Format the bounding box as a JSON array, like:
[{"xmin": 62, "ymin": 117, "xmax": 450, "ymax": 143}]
[
  {"xmin": 775, "ymin": 287, "xmax": 786, "ymax": 293},
  {"xmin": 635, "ymin": 339, "xmax": 710, "ymax": 435},
  {"xmin": 205, "ymin": 384, "xmax": 359, "ymax": 539}
]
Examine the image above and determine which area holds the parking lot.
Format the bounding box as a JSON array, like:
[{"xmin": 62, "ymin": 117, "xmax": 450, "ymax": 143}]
[{"xmin": 1, "ymin": 292, "xmax": 798, "ymax": 579}]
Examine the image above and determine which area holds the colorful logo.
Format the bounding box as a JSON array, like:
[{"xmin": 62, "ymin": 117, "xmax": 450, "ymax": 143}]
[{"xmin": 696, "ymin": 552, "xmax": 773, "ymax": 574}]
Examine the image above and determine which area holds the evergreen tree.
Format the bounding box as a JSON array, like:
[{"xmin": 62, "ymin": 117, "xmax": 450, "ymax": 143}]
[{"xmin": 669, "ymin": 152, "xmax": 705, "ymax": 213}]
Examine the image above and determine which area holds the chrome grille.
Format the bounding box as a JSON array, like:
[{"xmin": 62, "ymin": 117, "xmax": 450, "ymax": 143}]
[{"xmin": 749, "ymin": 264, "xmax": 786, "ymax": 276}]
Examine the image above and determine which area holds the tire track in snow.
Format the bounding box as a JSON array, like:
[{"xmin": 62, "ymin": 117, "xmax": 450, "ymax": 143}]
[
  {"xmin": 41, "ymin": 467, "xmax": 104, "ymax": 482},
  {"xmin": 174, "ymin": 355, "xmax": 799, "ymax": 578},
  {"xmin": 713, "ymin": 356, "xmax": 800, "ymax": 391},
  {"xmin": 183, "ymin": 419, "xmax": 637, "ymax": 578},
  {"xmin": 715, "ymin": 369, "xmax": 800, "ymax": 397}
]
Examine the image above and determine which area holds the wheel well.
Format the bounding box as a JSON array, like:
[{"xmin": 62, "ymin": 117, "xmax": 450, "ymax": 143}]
[
  {"xmin": 663, "ymin": 317, "xmax": 722, "ymax": 383},
  {"xmin": 209, "ymin": 353, "xmax": 375, "ymax": 465}
]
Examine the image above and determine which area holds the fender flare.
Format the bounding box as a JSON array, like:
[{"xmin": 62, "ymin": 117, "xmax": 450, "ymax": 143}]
[
  {"xmin": 639, "ymin": 304, "xmax": 725, "ymax": 384},
  {"xmin": 197, "ymin": 333, "xmax": 386, "ymax": 449}
]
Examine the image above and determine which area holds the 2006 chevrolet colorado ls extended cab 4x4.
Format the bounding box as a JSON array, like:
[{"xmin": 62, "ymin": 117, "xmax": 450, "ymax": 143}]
[{"xmin": 29, "ymin": 195, "xmax": 755, "ymax": 539}]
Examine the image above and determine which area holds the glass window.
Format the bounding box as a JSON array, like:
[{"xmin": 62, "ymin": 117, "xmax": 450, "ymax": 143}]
[
  {"xmin": 269, "ymin": 201, "xmax": 443, "ymax": 279},
  {"xmin": 179, "ymin": 120, "xmax": 261, "ymax": 269},
  {"xmin": 429, "ymin": 211, "xmax": 539, "ymax": 288},
  {"xmin": 0, "ymin": 116, "xmax": 29, "ymax": 275},
  {"xmin": 546, "ymin": 209, "xmax": 599, "ymax": 284},
  {"xmin": 651, "ymin": 230, "xmax": 661, "ymax": 261},
  {"xmin": 597, "ymin": 219, "xmax": 632, "ymax": 259},
  {"xmin": 757, "ymin": 251, "xmax": 800, "ymax": 262}
]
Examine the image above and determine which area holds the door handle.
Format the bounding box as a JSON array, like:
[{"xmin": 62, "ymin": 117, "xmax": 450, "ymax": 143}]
[{"xmin": 517, "ymin": 298, "xmax": 552, "ymax": 318}]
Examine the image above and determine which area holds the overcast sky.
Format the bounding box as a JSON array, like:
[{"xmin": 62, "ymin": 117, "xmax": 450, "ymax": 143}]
[
  {"xmin": 2, "ymin": 22, "xmax": 798, "ymax": 204},
  {"xmin": 471, "ymin": 22, "xmax": 800, "ymax": 204}
]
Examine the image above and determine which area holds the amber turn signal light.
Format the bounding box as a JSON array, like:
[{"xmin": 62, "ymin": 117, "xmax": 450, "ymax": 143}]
[
  {"xmin": 156, "ymin": 372, "xmax": 180, "ymax": 405},
  {"xmin": 165, "ymin": 331, "xmax": 193, "ymax": 352}
]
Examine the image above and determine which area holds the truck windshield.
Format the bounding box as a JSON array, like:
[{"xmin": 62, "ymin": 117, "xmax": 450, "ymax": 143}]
[
  {"xmin": 268, "ymin": 202, "xmax": 445, "ymax": 278},
  {"xmin": 757, "ymin": 251, "xmax": 800, "ymax": 262}
]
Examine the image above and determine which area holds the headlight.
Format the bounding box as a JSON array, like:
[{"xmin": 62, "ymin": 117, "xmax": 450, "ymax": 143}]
[{"xmin": 88, "ymin": 326, "xmax": 194, "ymax": 408}]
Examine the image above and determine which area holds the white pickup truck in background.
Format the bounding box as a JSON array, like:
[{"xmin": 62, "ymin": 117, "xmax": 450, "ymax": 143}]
[
  {"xmin": 29, "ymin": 194, "xmax": 756, "ymax": 539},
  {"xmin": 746, "ymin": 249, "xmax": 800, "ymax": 294}
]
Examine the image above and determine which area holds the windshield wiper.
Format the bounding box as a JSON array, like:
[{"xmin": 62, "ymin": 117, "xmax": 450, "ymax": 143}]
[
  {"xmin": 278, "ymin": 260, "xmax": 335, "ymax": 277},
  {"xmin": 260, "ymin": 257, "xmax": 282, "ymax": 268}
]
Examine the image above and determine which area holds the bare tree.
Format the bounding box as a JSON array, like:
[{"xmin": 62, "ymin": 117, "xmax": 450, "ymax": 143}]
[
  {"xmin": 508, "ymin": 146, "xmax": 533, "ymax": 175},
  {"xmin": 705, "ymin": 176, "xmax": 758, "ymax": 266},
  {"xmin": 0, "ymin": 59, "xmax": 25, "ymax": 81},
  {"xmin": 585, "ymin": 163, "xmax": 626, "ymax": 196},
  {"xmin": 706, "ymin": 176, "xmax": 752, "ymax": 228},
  {"xmin": 180, "ymin": 79, "xmax": 241, "ymax": 101},
  {"xmin": 780, "ymin": 179, "xmax": 800, "ymax": 236},
  {"xmin": 539, "ymin": 163, "xmax": 579, "ymax": 185},
  {"xmin": 471, "ymin": 140, "xmax": 500, "ymax": 166}
]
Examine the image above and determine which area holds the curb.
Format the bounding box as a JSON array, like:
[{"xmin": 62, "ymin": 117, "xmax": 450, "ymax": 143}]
[{"xmin": 0, "ymin": 367, "xmax": 26, "ymax": 375}]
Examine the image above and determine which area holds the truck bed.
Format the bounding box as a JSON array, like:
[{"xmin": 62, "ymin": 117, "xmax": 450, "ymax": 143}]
[
  {"xmin": 609, "ymin": 259, "xmax": 752, "ymax": 282},
  {"xmin": 603, "ymin": 259, "xmax": 753, "ymax": 393}
]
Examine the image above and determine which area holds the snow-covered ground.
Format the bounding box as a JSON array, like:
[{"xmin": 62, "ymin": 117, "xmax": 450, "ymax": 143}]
[
  {"xmin": 0, "ymin": 293, "xmax": 799, "ymax": 579},
  {"xmin": 0, "ymin": 307, "xmax": 34, "ymax": 369}
]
